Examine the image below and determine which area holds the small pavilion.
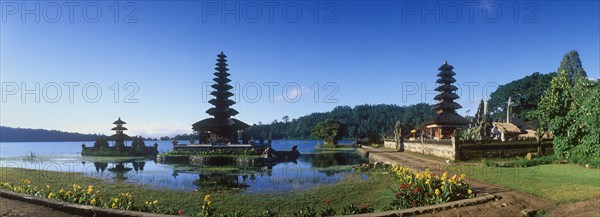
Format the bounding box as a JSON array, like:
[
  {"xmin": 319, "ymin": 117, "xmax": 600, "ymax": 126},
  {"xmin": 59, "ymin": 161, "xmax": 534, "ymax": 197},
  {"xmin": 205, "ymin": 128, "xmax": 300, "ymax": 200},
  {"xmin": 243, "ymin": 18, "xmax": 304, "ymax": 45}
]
[
  {"xmin": 424, "ymin": 61, "xmax": 469, "ymax": 139},
  {"xmin": 110, "ymin": 117, "xmax": 131, "ymax": 147}
]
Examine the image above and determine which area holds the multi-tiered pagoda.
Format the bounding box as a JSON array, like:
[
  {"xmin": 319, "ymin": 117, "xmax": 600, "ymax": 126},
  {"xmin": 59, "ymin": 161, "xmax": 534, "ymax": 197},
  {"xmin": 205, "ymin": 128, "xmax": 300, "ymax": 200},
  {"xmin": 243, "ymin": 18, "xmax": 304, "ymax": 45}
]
[
  {"xmin": 192, "ymin": 52, "xmax": 250, "ymax": 144},
  {"xmin": 110, "ymin": 117, "xmax": 130, "ymax": 147},
  {"xmin": 425, "ymin": 61, "xmax": 469, "ymax": 139}
]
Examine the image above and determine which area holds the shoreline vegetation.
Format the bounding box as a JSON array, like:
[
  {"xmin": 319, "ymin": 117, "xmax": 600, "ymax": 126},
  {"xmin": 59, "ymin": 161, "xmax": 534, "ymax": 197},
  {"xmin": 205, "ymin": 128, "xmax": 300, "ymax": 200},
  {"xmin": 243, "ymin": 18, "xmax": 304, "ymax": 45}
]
[
  {"xmin": 0, "ymin": 167, "xmax": 395, "ymax": 216},
  {"xmin": 0, "ymin": 162, "xmax": 478, "ymax": 216},
  {"xmin": 1, "ymin": 148, "xmax": 599, "ymax": 216}
]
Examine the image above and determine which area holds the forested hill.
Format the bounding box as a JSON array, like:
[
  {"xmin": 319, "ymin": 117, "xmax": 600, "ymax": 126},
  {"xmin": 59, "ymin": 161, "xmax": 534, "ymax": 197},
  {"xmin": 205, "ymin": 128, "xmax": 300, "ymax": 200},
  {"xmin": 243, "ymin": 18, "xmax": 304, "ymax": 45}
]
[
  {"xmin": 0, "ymin": 126, "xmax": 101, "ymax": 142},
  {"xmin": 245, "ymin": 103, "xmax": 434, "ymax": 140}
]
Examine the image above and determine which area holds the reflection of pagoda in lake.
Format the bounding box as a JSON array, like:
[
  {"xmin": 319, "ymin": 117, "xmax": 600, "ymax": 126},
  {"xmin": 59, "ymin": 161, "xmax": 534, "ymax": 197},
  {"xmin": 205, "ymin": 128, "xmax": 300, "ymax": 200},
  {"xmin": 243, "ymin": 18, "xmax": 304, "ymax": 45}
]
[{"xmin": 193, "ymin": 173, "xmax": 250, "ymax": 190}]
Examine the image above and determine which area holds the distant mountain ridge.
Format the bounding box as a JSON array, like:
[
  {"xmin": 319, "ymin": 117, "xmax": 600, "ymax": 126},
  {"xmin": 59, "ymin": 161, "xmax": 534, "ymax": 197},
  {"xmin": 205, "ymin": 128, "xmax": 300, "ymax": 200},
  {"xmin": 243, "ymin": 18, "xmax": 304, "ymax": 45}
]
[{"xmin": 0, "ymin": 126, "xmax": 102, "ymax": 142}]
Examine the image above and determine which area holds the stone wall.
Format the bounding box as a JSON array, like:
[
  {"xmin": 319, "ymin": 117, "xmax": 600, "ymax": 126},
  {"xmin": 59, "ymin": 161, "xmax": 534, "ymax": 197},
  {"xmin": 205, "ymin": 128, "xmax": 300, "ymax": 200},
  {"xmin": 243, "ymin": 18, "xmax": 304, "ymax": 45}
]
[
  {"xmin": 459, "ymin": 142, "xmax": 553, "ymax": 159},
  {"xmin": 383, "ymin": 139, "xmax": 551, "ymax": 161},
  {"xmin": 404, "ymin": 140, "xmax": 457, "ymax": 160},
  {"xmin": 384, "ymin": 139, "xmax": 457, "ymax": 160},
  {"xmin": 383, "ymin": 140, "xmax": 398, "ymax": 150}
]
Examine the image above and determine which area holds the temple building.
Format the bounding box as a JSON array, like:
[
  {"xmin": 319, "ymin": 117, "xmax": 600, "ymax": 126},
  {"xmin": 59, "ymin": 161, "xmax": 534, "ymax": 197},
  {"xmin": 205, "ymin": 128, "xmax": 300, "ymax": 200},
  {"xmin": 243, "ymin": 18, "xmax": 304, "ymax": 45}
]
[
  {"xmin": 192, "ymin": 52, "xmax": 250, "ymax": 144},
  {"xmin": 82, "ymin": 118, "xmax": 158, "ymax": 156},
  {"xmin": 424, "ymin": 61, "xmax": 469, "ymax": 139},
  {"xmin": 110, "ymin": 117, "xmax": 130, "ymax": 147}
]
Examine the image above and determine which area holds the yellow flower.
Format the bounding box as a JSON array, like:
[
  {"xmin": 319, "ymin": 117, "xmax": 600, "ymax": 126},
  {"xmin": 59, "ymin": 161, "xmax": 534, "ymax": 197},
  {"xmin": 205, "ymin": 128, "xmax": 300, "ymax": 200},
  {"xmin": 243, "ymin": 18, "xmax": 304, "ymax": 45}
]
[
  {"xmin": 153, "ymin": 200, "xmax": 158, "ymax": 205},
  {"xmin": 46, "ymin": 185, "xmax": 50, "ymax": 189},
  {"xmin": 114, "ymin": 197, "xmax": 119, "ymax": 203},
  {"xmin": 112, "ymin": 203, "xmax": 117, "ymax": 208},
  {"xmin": 459, "ymin": 174, "xmax": 465, "ymax": 180},
  {"xmin": 202, "ymin": 205, "xmax": 206, "ymax": 210},
  {"xmin": 47, "ymin": 192, "xmax": 54, "ymax": 199},
  {"xmin": 22, "ymin": 179, "xmax": 30, "ymax": 184},
  {"xmin": 406, "ymin": 175, "xmax": 412, "ymax": 180},
  {"xmin": 425, "ymin": 179, "xmax": 430, "ymax": 185},
  {"xmin": 468, "ymin": 189, "xmax": 473, "ymax": 194},
  {"xmin": 66, "ymin": 191, "xmax": 72, "ymax": 197},
  {"xmin": 91, "ymin": 198, "xmax": 97, "ymax": 205},
  {"xmin": 434, "ymin": 188, "xmax": 440, "ymax": 195},
  {"xmin": 125, "ymin": 192, "xmax": 131, "ymax": 198},
  {"xmin": 204, "ymin": 195, "xmax": 211, "ymax": 203},
  {"xmin": 86, "ymin": 186, "xmax": 94, "ymax": 195},
  {"xmin": 145, "ymin": 201, "xmax": 149, "ymax": 205},
  {"xmin": 441, "ymin": 172, "xmax": 448, "ymax": 180}
]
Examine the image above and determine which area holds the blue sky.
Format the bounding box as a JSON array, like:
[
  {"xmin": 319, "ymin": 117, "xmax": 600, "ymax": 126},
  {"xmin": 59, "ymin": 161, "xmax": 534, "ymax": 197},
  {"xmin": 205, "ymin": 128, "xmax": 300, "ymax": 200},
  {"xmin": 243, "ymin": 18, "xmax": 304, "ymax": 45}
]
[{"xmin": 1, "ymin": 0, "xmax": 599, "ymax": 138}]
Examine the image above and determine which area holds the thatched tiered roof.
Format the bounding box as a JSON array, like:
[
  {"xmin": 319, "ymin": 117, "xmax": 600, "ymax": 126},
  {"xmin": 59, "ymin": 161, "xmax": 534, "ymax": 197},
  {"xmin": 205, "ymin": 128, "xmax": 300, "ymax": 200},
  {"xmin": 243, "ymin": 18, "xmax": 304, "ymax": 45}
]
[
  {"xmin": 428, "ymin": 61, "xmax": 469, "ymax": 126},
  {"xmin": 113, "ymin": 117, "xmax": 126, "ymax": 125},
  {"xmin": 192, "ymin": 52, "xmax": 250, "ymax": 132}
]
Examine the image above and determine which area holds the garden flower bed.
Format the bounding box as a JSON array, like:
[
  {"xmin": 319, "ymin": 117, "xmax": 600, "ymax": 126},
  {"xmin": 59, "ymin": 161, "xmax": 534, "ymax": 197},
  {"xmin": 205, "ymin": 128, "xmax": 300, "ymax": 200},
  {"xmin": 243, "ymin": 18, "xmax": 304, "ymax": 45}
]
[{"xmin": 387, "ymin": 164, "xmax": 473, "ymax": 210}]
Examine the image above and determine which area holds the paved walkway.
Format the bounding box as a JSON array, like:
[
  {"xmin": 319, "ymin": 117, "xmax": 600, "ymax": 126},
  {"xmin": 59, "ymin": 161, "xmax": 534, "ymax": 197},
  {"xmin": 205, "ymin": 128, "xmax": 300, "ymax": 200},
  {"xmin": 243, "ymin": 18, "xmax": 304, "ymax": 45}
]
[
  {"xmin": 358, "ymin": 146, "xmax": 600, "ymax": 217},
  {"xmin": 0, "ymin": 197, "xmax": 81, "ymax": 217}
]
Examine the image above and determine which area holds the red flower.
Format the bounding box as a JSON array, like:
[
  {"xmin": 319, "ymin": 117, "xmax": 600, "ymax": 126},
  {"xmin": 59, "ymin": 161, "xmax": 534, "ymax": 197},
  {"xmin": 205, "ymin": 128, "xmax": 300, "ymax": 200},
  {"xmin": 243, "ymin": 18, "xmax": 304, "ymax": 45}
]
[
  {"xmin": 323, "ymin": 199, "xmax": 331, "ymax": 206},
  {"xmin": 415, "ymin": 187, "xmax": 420, "ymax": 193},
  {"xmin": 361, "ymin": 203, "xmax": 367, "ymax": 209},
  {"xmin": 412, "ymin": 201, "xmax": 417, "ymax": 207},
  {"xmin": 400, "ymin": 184, "xmax": 406, "ymax": 189},
  {"xmin": 395, "ymin": 192, "xmax": 400, "ymax": 198},
  {"xmin": 178, "ymin": 210, "xmax": 184, "ymax": 215}
]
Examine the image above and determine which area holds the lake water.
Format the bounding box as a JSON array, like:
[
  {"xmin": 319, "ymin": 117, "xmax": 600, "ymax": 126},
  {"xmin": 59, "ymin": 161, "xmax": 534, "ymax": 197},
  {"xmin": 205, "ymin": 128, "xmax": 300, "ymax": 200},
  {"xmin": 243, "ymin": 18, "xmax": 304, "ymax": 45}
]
[{"xmin": 0, "ymin": 140, "xmax": 367, "ymax": 193}]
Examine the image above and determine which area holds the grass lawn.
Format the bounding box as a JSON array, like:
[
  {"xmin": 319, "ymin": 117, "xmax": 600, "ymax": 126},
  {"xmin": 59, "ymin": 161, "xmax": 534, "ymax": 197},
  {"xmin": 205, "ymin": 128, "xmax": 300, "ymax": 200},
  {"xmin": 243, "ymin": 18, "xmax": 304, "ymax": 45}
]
[
  {"xmin": 0, "ymin": 167, "xmax": 396, "ymax": 216},
  {"xmin": 314, "ymin": 146, "xmax": 356, "ymax": 154},
  {"xmin": 448, "ymin": 164, "xmax": 600, "ymax": 203}
]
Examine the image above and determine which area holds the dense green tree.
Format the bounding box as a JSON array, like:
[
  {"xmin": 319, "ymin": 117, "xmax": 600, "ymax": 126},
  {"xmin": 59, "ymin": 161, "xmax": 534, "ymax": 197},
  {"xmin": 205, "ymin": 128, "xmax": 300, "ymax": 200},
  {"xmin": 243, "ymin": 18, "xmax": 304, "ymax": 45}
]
[
  {"xmin": 244, "ymin": 103, "xmax": 434, "ymax": 140},
  {"xmin": 558, "ymin": 50, "xmax": 587, "ymax": 82},
  {"xmin": 538, "ymin": 51, "xmax": 598, "ymax": 158},
  {"xmin": 311, "ymin": 119, "xmax": 348, "ymax": 146},
  {"xmin": 538, "ymin": 70, "xmax": 574, "ymax": 156},
  {"xmin": 488, "ymin": 72, "xmax": 555, "ymax": 121},
  {"xmin": 93, "ymin": 136, "xmax": 110, "ymax": 148},
  {"xmin": 571, "ymin": 80, "xmax": 600, "ymax": 157},
  {"xmin": 0, "ymin": 126, "xmax": 102, "ymax": 142}
]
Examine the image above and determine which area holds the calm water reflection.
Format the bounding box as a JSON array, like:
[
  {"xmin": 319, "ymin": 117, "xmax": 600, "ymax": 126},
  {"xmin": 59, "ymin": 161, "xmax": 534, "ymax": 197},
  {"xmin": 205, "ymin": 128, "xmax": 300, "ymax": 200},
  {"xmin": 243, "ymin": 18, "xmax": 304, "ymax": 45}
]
[{"xmin": 0, "ymin": 140, "xmax": 366, "ymax": 192}]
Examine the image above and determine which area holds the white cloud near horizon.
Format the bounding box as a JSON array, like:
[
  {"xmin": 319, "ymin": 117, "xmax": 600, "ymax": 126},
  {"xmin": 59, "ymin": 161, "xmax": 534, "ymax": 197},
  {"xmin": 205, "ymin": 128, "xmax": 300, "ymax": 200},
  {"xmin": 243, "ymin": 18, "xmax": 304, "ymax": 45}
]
[
  {"xmin": 68, "ymin": 121, "xmax": 191, "ymax": 138},
  {"xmin": 274, "ymin": 85, "xmax": 313, "ymax": 103}
]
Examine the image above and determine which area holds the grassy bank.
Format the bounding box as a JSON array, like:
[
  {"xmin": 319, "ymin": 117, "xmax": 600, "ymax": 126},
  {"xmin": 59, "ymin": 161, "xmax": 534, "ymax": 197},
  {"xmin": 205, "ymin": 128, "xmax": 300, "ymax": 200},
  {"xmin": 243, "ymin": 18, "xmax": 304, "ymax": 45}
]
[
  {"xmin": 448, "ymin": 164, "xmax": 600, "ymax": 203},
  {"xmin": 0, "ymin": 167, "xmax": 395, "ymax": 216}
]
